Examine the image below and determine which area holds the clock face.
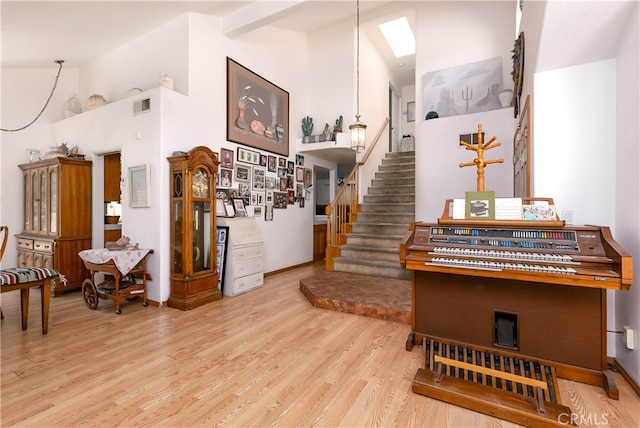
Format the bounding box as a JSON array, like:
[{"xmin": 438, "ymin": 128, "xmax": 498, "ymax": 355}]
[{"xmin": 192, "ymin": 169, "xmax": 210, "ymax": 198}]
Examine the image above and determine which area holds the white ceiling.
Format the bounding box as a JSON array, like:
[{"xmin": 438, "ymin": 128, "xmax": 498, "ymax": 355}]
[
  {"xmin": 1, "ymin": 0, "xmax": 416, "ymax": 86},
  {"xmin": 2, "ymin": 1, "xmax": 635, "ymax": 90}
]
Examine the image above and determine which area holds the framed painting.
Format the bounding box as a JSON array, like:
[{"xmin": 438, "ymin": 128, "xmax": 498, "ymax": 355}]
[
  {"xmin": 216, "ymin": 225, "xmax": 229, "ymax": 292},
  {"xmin": 227, "ymin": 57, "xmax": 289, "ymax": 157},
  {"xmin": 129, "ymin": 165, "xmax": 150, "ymax": 208}
]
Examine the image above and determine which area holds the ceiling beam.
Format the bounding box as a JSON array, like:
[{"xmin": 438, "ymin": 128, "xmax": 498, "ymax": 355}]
[{"xmin": 222, "ymin": 0, "xmax": 309, "ymax": 37}]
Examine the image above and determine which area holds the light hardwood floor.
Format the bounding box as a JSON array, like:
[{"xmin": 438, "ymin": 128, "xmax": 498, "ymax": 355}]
[{"xmin": 1, "ymin": 263, "xmax": 639, "ymax": 427}]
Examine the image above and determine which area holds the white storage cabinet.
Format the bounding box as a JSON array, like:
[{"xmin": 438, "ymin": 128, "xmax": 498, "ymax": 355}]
[{"xmin": 218, "ymin": 217, "xmax": 264, "ymax": 296}]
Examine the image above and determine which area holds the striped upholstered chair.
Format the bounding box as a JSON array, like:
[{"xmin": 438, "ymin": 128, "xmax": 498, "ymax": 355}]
[{"xmin": 0, "ymin": 226, "xmax": 59, "ymax": 335}]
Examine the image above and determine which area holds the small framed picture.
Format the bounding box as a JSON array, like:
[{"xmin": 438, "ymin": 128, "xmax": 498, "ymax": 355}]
[
  {"xmin": 220, "ymin": 168, "xmax": 233, "ymax": 187},
  {"xmin": 235, "ymin": 164, "xmax": 250, "ymax": 182},
  {"xmin": 252, "ymin": 166, "xmax": 266, "ymax": 190},
  {"xmin": 233, "ymin": 198, "xmax": 247, "ymax": 217},
  {"xmin": 220, "ymin": 148, "xmax": 234, "ymax": 169},
  {"xmin": 268, "ymin": 155, "xmax": 277, "ymax": 172},
  {"xmin": 274, "ymin": 192, "xmax": 287, "ymax": 208},
  {"xmin": 237, "ymin": 147, "xmax": 261, "ymax": 165},
  {"xmin": 253, "ymin": 205, "xmax": 263, "ymax": 218},
  {"xmin": 216, "ymin": 198, "xmax": 226, "ymax": 217},
  {"xmin": 296, "ymin": 167, "xmax": 304, "ymax": 182},
  {"xmin": 296, "ymin": 153, "xmax": 304, "ymax": 166},
  {"xmin": 278, "ymin": 157, "xmax": 286, "ymax": 167},
  {"xmin": 224, "ymin": 203, "xmax": 235, "ymax": 217},
  {"xmin": 407, "ymin": 101, "xmax": 415, "ymax": 122}
]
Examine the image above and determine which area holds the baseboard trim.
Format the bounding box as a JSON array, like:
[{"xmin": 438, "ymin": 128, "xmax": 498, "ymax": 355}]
[
  {"xmin": 265, "ymin": 261, "xmax": 314, "ymax": 277},
  {"xmin": 609, "ymin": 357, "xmax": 640, "ymax": 398}
]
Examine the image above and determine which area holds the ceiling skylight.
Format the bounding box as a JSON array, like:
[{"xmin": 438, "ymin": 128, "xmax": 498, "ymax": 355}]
[{"xmin": 379, "ymin": 17, "xmax": 415, "ymax": 58}]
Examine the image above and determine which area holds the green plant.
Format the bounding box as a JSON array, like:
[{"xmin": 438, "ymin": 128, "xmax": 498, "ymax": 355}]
[{"xmin": 301, "ymin": 116, "xmax": 313, "ymax": 137}]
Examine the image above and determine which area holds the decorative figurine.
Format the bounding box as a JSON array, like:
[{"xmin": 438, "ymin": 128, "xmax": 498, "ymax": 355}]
[{"xmin": 159, "ymin": 72, "xmax": 174, "ymax": 90}]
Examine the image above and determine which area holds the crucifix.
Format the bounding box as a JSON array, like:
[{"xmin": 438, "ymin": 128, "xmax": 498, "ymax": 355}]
[{"xmin": 459, "ymin": 123, "xmax": 504, "ymax": 192}]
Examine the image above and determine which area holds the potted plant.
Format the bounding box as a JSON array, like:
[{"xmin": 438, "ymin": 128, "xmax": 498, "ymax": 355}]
[{"xmin": 334, "ymin": 115, "xmax": 343, "ymax": 133}]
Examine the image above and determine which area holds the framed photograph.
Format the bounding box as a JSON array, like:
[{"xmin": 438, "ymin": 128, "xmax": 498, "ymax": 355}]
[
  {"xmin": 233, "ymin": 198, "xmax": 247, "ymax": 217},
  {"xmin": 224, "ymin": 203, "xmax": 235, "ymax": 217},
  {"xmin": 252, "ymin": 166, "xmax": 266, "ymax": 190},
  {"xmin": 235, "ymin": 164, "xmax": 250, "ymax": 182},
  {"xmin": 265, "ymin": 176, "xmax": 276, "ymax": 189},
  {"xmin": 238, "ymin": 183, "xmax": 250, "ymax": 198},
  {"xmin": 278, "ymin": 157, "xmax": 286, "ymax": 167},
  {"xmin": 216, "ymin": 226, "xmax": 229, "ymax": 292},
  {"xmin": 287, "ymin": 190, "xmax": 295, "ymax": 204},
  {"xmin": 274, "ymin": 192, "xmax": 287, "ymax": 208},
  {"xmin": 129, "ymin": 165, "xmax": 150, "ymax": 208},
  {"xmin": 265, "ymin": 189, "xmax": 274, "ymax": 204},
  {"xmin": 296, "ymin": 153, "xmax": 304, "ymax": 166},
  {"xmin": 220, "ymin": 148, "xmax": 234, "ymax": 169},
  {"xmin": 268, "ymin": 155, "xmax": 277, "ymax": 172},
  {"xmin": 265, "ymin": 204, "xmax": 274, "ymax": 221},
  {"xmin": 287, "ymin": 160, "xmax": 294, "ymax": 175},
  {"xmin": 253, "ymin": 205, "xmax": 263, "ymax": 218},
  {"xmin": 304, "ymin": 168, "xmax": 313, "ymax": 188},
  {"xmin": 465, "ymin": 190, "xmax": 496, "ymax": 220},
  {"xmin": 296, "ymin": 167, "xmax": 304, "ymax": 182},
  {"xmin": 220, "ymin": 168, "xmax": 233, "ymax": 187},
  {"xmin": 237, "ymin": 147, "xmax": 261, "ymax": 165},
  {"xmin": 407, "ymin": 101, "xmax": 415, "ymax": 122},
  {"xmin": 216, "ymin": 188, "xmax": 229, "ymax": 201},
  {"xmin": 216, "ymin": 198, "xmax": 226, "ymax": 217},
  {"xmin": 227, "ymin": 57, "xmax": 289, "ymax": 157}
]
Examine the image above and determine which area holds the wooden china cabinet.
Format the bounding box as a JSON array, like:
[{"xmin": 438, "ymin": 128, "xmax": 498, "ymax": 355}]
[
  {"xmin": 17, "ymin": 156, "xmax": 92, "ymax": 296},
  {"xmin": 167, "ymin": 146, "xmax": 221, "ymax": 310}
]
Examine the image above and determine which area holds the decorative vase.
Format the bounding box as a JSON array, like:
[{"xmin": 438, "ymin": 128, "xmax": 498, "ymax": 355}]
[
  {"xmin": 499, "ymin": 89, "xmax": 514, "ymax": 108},
  {"xmin": 236, "ymin": 108, "xmax": 247, "ymax": 130}
]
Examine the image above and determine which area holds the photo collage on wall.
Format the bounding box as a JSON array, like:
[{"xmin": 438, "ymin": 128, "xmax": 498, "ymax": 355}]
[{"xmin": 216, "ymin": 147, "xmax": 310, "ymax": 220}]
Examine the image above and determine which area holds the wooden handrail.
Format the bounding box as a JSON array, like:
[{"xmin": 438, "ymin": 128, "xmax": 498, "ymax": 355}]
[{"xmin": 325, "ymin": 117, "xmax": 390, "ymax": 270}]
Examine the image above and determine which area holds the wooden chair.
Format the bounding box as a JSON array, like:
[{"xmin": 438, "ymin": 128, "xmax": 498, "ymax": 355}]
[{"xmin": 0, "ymin": 225, "xmax": 58, "ymax": 335}]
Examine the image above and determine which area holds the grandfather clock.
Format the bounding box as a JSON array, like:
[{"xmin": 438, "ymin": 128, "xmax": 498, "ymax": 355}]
[{"xmin": 167, "ymin": 146, "xmax": 221, "ymax": 310}]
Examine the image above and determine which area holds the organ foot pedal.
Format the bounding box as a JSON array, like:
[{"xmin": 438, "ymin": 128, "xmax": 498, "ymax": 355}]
[{"xmin": 412, "ymin": 336, "xmax": 576, "ymax": 427}]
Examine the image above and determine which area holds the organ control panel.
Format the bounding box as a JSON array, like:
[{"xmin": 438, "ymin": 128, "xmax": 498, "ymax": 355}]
[{"xmin": 400, "ymin": 200, "xmax": 632, "ymax": 291}]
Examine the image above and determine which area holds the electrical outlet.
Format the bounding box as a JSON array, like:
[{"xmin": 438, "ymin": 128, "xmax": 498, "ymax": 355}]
[
  {"xmin": 561, "ymin": 210, "xmax": 573, "ymax": 225},
  {"xmin": 623, "ymin": 326, "xmax": 635, "ymax": 350}
]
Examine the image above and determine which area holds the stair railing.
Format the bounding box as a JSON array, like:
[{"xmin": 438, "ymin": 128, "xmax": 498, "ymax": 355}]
[{"xmin": 325, "ymin": 117, "xmax": 390, "ymax": 270}]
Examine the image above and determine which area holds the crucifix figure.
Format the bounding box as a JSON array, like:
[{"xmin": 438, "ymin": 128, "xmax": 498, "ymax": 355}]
[{"xmin": 459, "ymin": 123, "xmax": 504, "ymax": 191}]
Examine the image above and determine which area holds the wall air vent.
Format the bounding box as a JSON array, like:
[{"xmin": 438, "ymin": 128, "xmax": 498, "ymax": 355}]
[{"xmin": 133, "ymin": 98, "xmax": 151, "ymax": 115}]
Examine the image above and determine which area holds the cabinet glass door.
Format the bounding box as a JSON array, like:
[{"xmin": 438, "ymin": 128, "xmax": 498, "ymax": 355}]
[
  {"xmin": 172, "ymin": 201, "xmax": 183, "ymax": 274},
  {"xmin": 50, "ymin": 168, "xmax": 57, "ymax": 233},
  {"xmin": 39, "ymin": 170, "xmax": 46, "ymax": 232},
  {"xmin": 192, "ymin": 201, "xmax": 210, "ymax": 272}
]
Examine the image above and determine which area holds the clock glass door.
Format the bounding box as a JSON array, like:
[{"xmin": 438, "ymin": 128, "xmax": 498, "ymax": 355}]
[{"xmin": 192, "ymin": 201, "xmax": 211, "ymax": 272}]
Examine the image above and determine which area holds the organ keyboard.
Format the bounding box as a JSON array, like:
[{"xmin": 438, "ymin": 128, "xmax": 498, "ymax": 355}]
[
  {"xmin": 399, "ymin": 199, "xmax": 633, "ymax": 422},
  {"xmin": 400, "ymin": 219, "xmax": 632, "ymax": 291}
]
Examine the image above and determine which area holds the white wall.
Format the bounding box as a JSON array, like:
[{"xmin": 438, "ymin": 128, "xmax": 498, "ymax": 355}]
[
  {"xmin": 401, "ymin": 84, "xmax": 416, "ymax": 138},
  {"xmin": 414, "ymin": 1, "xmax": 517, "ymax": 222},
  {"xmin": 614, "ymin": 1, "xmax": 640, "ymax": 384},
  {"xmin": 533, "ymin": 60, "xmax": 616, "ymax": 225},
  {"xmin": 0, "ymin": 67, "xmax": 79, "ymax": 268},
  {"xmin": 415, "ymin": 107, "xmax": 515, "ymax": 222}
]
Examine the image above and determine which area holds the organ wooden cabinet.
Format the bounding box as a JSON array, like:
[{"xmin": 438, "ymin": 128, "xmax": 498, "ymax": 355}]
[
  {"xmin": 399, "ymin": 198, "xmax": 633, "ymax": 425},
  {"xmin": 17, "ymin": 157, "xmax": 92, "ymax": 296},
  {"xmin": 167, "ymin": 146, "xmax": 221, "ymax": 310}
]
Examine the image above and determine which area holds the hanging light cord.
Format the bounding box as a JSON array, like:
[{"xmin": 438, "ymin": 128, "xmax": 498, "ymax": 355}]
[
  {"xmin": 1, "ymin": 60, "xmax": 64, "ymax": 133},
  {"xmin": 355, "ymin": 0, "xmax": 360, "ymax": 117}
]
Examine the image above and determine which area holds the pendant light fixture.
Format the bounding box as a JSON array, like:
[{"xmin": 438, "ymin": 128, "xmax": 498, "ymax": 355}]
[{"xmin": 349, "ymin": 0, "xmax": 366, "ymax": 151}]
